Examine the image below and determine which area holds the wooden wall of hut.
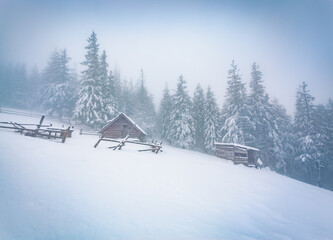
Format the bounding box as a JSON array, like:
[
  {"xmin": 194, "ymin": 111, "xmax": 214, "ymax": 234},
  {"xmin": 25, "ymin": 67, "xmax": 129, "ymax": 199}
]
[{"xmin": 101, "ymin": 116, "xmax": 146, "ymax": 142}]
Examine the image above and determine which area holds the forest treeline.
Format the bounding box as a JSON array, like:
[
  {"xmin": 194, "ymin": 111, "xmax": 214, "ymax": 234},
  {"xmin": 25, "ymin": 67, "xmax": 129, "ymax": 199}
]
[{"xmin": 0, "ymin": 32, "xmax": 332, "ymax": 190}]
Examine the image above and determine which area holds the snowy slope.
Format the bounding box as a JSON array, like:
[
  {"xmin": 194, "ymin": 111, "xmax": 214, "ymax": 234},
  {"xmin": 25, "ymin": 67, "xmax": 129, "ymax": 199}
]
[{"xmin": 0, "ymin": 112, "xmax": 333, "ymax": 240}]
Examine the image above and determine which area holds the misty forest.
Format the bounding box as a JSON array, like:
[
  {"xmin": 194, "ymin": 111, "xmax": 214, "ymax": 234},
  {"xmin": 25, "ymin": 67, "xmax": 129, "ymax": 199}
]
[{"xmin": 0, "ymin": 31, "xmax": 332, "ymax": 191}]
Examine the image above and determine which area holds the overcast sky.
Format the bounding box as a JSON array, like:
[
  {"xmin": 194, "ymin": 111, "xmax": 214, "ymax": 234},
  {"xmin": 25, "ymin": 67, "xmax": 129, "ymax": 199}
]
[{"xmin": 1, "ymin": 0, "xmax": 332, "ymax": 114}]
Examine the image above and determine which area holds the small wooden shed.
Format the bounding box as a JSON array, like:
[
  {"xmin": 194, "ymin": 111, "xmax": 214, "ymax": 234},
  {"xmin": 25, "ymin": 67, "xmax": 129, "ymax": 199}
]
[
  {"xmin": 99, "ymin": 113, "xmax": 147, "ymax": 142},
  {"xmin": 214, "ymin": 142, "xmax": 260, "ymax": 167}
]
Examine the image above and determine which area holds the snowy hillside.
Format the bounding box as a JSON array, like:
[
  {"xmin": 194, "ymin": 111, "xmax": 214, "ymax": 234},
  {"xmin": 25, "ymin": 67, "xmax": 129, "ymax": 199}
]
[{"xmin": 0, "ymin": 112, "xmax": 333, "ymax": 240}]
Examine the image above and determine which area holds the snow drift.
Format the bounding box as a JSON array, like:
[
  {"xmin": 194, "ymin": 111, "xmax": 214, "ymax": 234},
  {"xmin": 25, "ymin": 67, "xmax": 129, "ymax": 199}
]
[{"xmin": 0, "ymin": 112, "xmax": 332, "ymax": 240}]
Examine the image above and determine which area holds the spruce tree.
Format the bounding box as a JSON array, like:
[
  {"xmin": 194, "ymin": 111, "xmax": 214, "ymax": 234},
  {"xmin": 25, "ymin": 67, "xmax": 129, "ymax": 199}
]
[
  {"xmin": 269, "ymin": 99, "xmax": 295, "ymax": 174},
  {"xmin": 169, "ymin": 75, "xmax": 195, "ymax": 149},
  {"xmin": 28, "ymin": 66, "xmax": 41, "ymax": 109},
  {"xmin": 204, "ymin": 86, "xmax": 221, "ymax": 154},
  {"xmin": 159, "ymin": 84, "xmax": 173, "ymax": 140},
  {"xmin": 40, "ymin": 49, "xmax": 75, "ymax": 118},
  {"xmin": 11, "ymin": 63, "xmax": 29, "ymax": 108},
  {"xmin": 192, "ymin": 84, "xmax": 205, "ymax": 151},
  {"xmin": 99, "ymin": 50, "xmax": 117, "ymax": 120},
  {"xmin": 220, "ymin": 60, "xmax": 254, "ymax": 146},
  {"xmin": 119, "ymin": 79, "xmax": 136, "ymax": 116},
  {"xmin": 310, "ymin": 102, "xmax": 333, "ymax": 189},
  {"xmin": 132, "ymin": 69, "xmax": 156, "ymax": 136},
  {"xmin": 73, "ymin": 31, "xmax": 105, "ymax": 127},
  {"xmin": 321, "ymin": 99, "xmax": 333, "ymax": 189},
  {"xmin": 294, "ymin": 82, "xmax": 322, "ymax": 185},
  {"xmin": 0, "ymin": 63, "xmax": 6, "ymax": 107},
  {"xmin": 248, "ymin": 62, "xmax": 289, "ymax": 173},
  {"xmin": 0, "ymin": 64, "xmax": 12, "ymax": 107},
  {"xmin": 108, "ymin": 70, "xmax": 118, "ymax": 111},
  {"xmin": 113, "ymin": 68, "xmax": 122, "ymax": 110}
]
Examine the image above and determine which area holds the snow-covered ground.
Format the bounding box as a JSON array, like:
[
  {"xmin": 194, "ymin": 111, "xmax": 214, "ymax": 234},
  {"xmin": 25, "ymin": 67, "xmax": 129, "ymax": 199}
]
[{"xmin": 0, "ymin": 112, "xmax": 333, "ymax": 240}]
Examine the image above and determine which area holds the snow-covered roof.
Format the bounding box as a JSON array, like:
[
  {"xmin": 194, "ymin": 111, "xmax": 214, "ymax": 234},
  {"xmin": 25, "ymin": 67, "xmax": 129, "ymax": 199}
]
[
  {"xmin": 214, "ymin": 142, "xmax": 259, "ymax": 152},
  {"xmin": 99, "ymin": 112, "xmax": 147, "ymax": 135}
]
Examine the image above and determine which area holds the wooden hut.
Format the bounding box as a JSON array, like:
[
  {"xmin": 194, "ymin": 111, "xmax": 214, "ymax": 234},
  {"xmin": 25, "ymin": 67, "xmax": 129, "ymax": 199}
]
[
  {"xmin": 99, "ymin": 113, "xmax": 147, "ymax": 142},
  {"xmin": 214, "ymin": 143, "xmax": 260, "ymax": 167}
]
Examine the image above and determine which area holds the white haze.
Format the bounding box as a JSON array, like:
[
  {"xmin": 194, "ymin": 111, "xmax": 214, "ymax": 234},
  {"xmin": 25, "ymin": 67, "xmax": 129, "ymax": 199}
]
[{"xmin": 1, "ymin": 0, "xmax": 332, "ymax": 114}]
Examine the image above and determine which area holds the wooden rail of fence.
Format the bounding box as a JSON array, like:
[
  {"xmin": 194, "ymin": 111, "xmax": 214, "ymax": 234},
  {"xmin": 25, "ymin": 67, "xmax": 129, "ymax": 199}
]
[
  {"xmin": 79, "ymin": 129, "xmax": 99, "ymax": 135},
  {"xmin": 0, "ymin": 108, "xmax": 79, "ymax": 125}
]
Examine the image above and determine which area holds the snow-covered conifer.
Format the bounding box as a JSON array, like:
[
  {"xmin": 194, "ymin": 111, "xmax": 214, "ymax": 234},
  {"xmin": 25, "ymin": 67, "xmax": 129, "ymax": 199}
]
[
  {"xmin": 269, "ymin": 99, "xmax": 295, "ymax": 174},
  {"xmin": 248, "ymin": 62, "xmax": 289, "ymax": 173},
  {"xmin": 294, "ymin": 82, "xmax": 322, "ymax": 185},
  {"xmin": 40, "ymin": 49, "xmax": 75, "ymax": 118},
  {"xmin": 119, "ymin": 79, "xmax": 136, "ymax": 116},
  {"xmin": 99, "ymin": 50, "xmax": 117, "ymax": 120},
  {"xmin": 28, "ymin": 66, "xmax": 42, "ymax": 109},
  {"xmin": 192, "ymin": 84, "xmax": 205, "ymax": 151},
  {"xmin": 159, "ymin": 84, "xmax": 173, "ymax": 140},
  {"xmin": 73, "ymin": 31, "xmax": 105, "ymax": 127},
  {"xmin": 204, "ymin": 86, "xmax": 221, "ymax": 154},
  {"xmin": 132, "ymin": 69, "xmax": 156, "ymax": 136},
  {"xmin": 220, "ymin": 60, "xmax": 254, "ymax": 146},
  {"xmin": 169, "ymin": 75, "xmax": 195, "ymax": 149},
  {"xmin": 112, "ymin": 68, "xmax": 122, "ymax": 108},
  {"xmin": 10, "ymin": 64, "xmax": 30, "ymax": 108}
]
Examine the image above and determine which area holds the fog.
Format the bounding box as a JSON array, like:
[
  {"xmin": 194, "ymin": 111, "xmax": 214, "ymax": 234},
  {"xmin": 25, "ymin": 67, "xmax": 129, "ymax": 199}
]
[{"xmin": 1, "ymin": 0, "xmax": 332, "ymax": 113}]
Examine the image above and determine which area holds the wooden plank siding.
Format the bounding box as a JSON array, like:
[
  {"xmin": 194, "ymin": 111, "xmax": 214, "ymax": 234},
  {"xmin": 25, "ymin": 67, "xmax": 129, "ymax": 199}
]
[
  {"xmin": 99, "ymin": 113, "xmax": 147, "ymax": 142},
  {"xmin": 215, "ymin": 143, "xmax": 259, "ymax": 167}
]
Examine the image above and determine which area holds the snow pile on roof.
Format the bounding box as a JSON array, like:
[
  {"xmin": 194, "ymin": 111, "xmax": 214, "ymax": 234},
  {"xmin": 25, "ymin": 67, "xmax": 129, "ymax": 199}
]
[
  {"xmin": 100, "ymin": 112, "xmax": 147, "ymax": 135},
  {"xmin": 215, "ymin": 142, "xmax": 260, "ymax": 151}
]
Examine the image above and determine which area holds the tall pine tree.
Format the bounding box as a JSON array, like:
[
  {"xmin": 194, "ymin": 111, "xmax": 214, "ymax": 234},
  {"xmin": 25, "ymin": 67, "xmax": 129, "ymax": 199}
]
[
  {"xmin": 169, "ymin": 75, "xmax": 195, "ymax": 149},
  {"xmin": 40, "ymin": 49, "xmax": 75, "ymax": 118},
  {"xmin": 294, "ymin": 82, "xmax": 322, "ymax": 186},
  {"xmin": 220, "ymin": 60, "xmax": 254, "ymax": 146},
  {"xmin": 119, "ymin": 78, "xmax": 136, "ymax": 116},
  {"xmin": 268, "ymin": 99, "xmax": 295, "ymax": 174},
  {"xmin": 11, "ymin": 63, "xmax": 29, "ymax": 108},
  {"xmin": 204, "ymin": 86, "xmax": 221, "ymax": 154},
  {"xmin": 158, "ymin": 84, "xmax": 173, "ymax": 141},
  {"xmin": 321, "ymin": 99, "xmax": 333, "ymax": 189},
  {"xmin": 99, "ymin": 50, "xmax": 117, "ymax": 120},
  {"xmin": 28, "ymin": 66, "xmax": 41, "ymax": 109},
  {"xmin": 248, "ymin": 62, "xmax": 289, "ymax": 173},
  {"xmin": 73, "ymin": 31, "xmax": 105, "ymax": 127},
  {"xmin": 132, "ymin": 69, "xmax": 156, "ymax": 136},
  {"xmin": 192, "ymin": 84, "xmax": 205, "ymax": 151}
]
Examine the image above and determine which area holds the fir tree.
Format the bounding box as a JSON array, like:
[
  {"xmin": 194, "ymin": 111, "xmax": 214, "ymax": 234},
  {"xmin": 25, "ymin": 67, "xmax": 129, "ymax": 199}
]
[
  {"xmin": 0, "ymin": 64, "xmax": 5, "ymax": 107},
  {"xmin": 11, "ymin": 63, "xmax": 29, "ymax": 108},
  {"xmin": 28, "ymin": 66, "xmax": 41, "ymax": 109},
  {"xmin": 40, "ymin": 49, "xmax": 75, "ymax": 118},
  {"xmin": 99, "ymin": 50, "xmax": 117, "ymax": 120},
  {"xmin": 269, "ymin": 99, "xmax": 295, "ymax": 174},
  {"xmin": 120, "ymin": 78, "xmax": 136, "ymax": 116},
  {"xmin": 294, "ymin": 82, "xmax": 322, "ymax": 185},
  {"xmin": 220, "ymin": 60, "xmax": 254, "ymax": 146},
  {"xmin": 113, "ymin": 68, "xmax": 122, "ymax": 109},
  {"xmin": 169, "ymin": 75, "xmax": 195, "ymax": 149},
  {"xmin": 132, "ymin": 69, "xmax": 156, "ymax": 136},
  {"xmin": 311, "ymin": 102, "xmax": 333, "ymax": 188},
  {"xmin": 192, "ymin": 84, "xmax": 205, "ymax": 151},
  {"xmin": 0, "ymin": 63, "xmax": 11, "ymax": 107},
  {"xmin": 158, "ymin": 84, "xmax": 173, "ymax": 140},
  {"xmin": 108, "ymin": 70, "xmax": 118, "ymax": 111},
  {"xmin": 248, "ymin": 62, "xmax": 288, "ymax": 173},
  {"xmin": 73, "ymin": 31, "xmax": 105, "ymax": 127},
  {"xmin": 204, "ymin": 86, "xmax": 221, "ymax": 154},
  {"xmin": 321, "ymin": 99, "xmax": 333, "ymax": 189}
]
